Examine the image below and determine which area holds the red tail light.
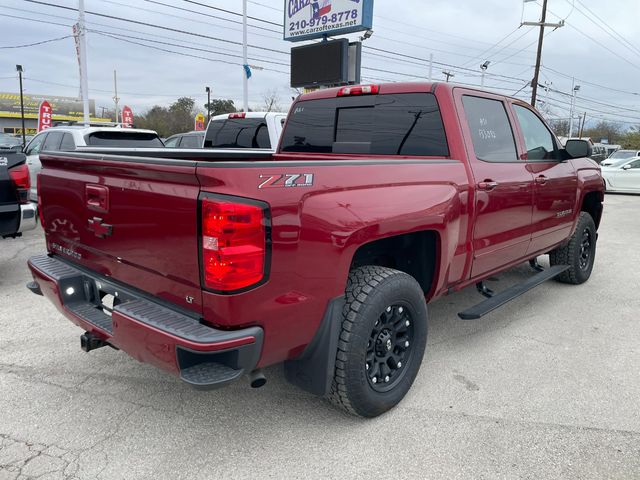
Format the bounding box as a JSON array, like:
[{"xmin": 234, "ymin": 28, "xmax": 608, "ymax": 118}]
[
  {"xmin": 337, "ymin": 85, "xmax": 380, "ymax": 97},
  {"xmin": 201, "ymin": 196, "xmax": 268, "ymax": 292},
  {"xmin": 228, "ymin": 112, "xmax": 247, "ymax": 119},
  {"xmin": 8, "ymin": 163, "xmax": 30, "ymax": 204}
]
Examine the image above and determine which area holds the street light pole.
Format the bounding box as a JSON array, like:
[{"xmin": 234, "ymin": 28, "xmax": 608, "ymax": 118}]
[
  {"xmin": 568, "ymin": 79, "xmax": 580, "ymax": 138},
  {"xmin": 205, "ymin": 86, "xmax": 211, "ymax": 123},
  {"xmin": 480, "ymin": 61, "xmax": 490, "ymax": 88},
  {"xmin": 16, "ymin": 65, "xmax": 26, "ymax": 148}
]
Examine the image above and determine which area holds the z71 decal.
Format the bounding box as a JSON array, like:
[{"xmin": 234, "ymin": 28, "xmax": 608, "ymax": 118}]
[{"xmin": 258, "ymin": 174, "xmax": 314, "ymax": 189}]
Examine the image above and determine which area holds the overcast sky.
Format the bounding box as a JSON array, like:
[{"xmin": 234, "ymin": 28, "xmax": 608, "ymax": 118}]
[{"xmin": 1, "ymin": 0, "xmax": 640, "ymax": 127}]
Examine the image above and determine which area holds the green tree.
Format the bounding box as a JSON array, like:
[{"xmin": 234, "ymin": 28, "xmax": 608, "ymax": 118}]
[
  {"xmin": 204, "ymin": 99, "xmax": 237, "ymax": 117},
  {"xmin": 620, "ymin": 127, "xmax": 640, "ymax": 149},
  {"xmin": 136, "ymin": 105, "xmax": 171, "ymax": 137},
  {"xmin": 582, "ymin": 120, "xmax": 623, "ymax": 145},
  {"xmin": 168, "ymin": 97, "xmax": 197, "ymax": 134}
]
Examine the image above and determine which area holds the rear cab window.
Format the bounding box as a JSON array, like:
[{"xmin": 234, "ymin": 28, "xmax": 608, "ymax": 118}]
[
  {"xmin": 204, "ymin": 118, "xmax": 271, "ymax": 149},
  {"xmin": 280, "ymin": 93, "xmax": 449, "ymax": 156},
  {"xmin": 85, "ymin": 131, "xmax": 164, "ymax": 147}
]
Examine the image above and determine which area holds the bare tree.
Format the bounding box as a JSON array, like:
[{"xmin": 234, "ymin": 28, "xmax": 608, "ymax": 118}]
[{"xmin": 261, "ymin": 89, "xmax": 283, "ymax": 112}]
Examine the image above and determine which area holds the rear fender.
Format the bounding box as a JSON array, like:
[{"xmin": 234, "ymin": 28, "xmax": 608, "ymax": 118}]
[{"xmin": 299, "ymin": 183, "xmax": 463, "ymax": 298}]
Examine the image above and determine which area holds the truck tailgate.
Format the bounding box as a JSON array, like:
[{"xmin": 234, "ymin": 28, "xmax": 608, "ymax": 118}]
[{"xmin": 39, "ymin": 152, "xmax": 204, "ymax": 314}]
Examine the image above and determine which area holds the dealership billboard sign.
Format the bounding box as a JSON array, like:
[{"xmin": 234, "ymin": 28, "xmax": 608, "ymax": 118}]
[
  {"xmin": 284, "ymin": 0, "xmax": 374, "ymax": 42},
  {"xmin": 0, "ymin": 92, "xmax": 95, "ymax": 117}
]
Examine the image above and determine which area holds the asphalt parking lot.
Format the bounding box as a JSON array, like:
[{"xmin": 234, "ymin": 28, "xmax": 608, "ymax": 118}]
[{"xmin": 1, "ymin": 194, "xmax": 639, "ymax": 480}]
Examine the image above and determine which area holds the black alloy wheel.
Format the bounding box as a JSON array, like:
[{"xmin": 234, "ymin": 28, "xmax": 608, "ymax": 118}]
[{"xmin": 366, "ymin": 304, "xmax": 414, "ymax": 392}]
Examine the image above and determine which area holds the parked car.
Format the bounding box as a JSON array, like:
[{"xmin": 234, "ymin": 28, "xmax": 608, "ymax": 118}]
[
  {"xmin": 589, "ymin": 144, "xmax": 608, "ymax": 164},
  {"xmin": 0, "ymin": 150, "xmax": 36, "ymax": 238},
  {"xmin": 27, "ymin": 83, "xmax": 603, "ymax": 417},
  {"xmin": 204, "ymin": 112, "xmax": 287, "ymax": 151},
  {"xmin": 164, "ymin": 131, "xmax": 205, "ymax": 148},
  {"xmin": 601, "ymin": 149, "xmax": 640, "ymax": 167},
  {"xmin": 0, "ymin": 133, "xmax": 23, "ymax": 150},
  {"xmin": 602, "ymin": 156, "xmax": 640, "ymax": 193},
  {"xmin": 24, "ymin": 125, "xmax": 163, "ymax": 202}
]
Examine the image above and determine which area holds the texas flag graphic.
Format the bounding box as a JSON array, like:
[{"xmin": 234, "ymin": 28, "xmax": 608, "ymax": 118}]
[{"xmin": 311, "ymin": 0, "xmax": 332, "ymax": 19}]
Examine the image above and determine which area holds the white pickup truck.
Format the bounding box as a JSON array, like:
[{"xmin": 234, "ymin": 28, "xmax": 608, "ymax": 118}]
[{"xmin": 203, "ymin": 112, "xmax": 287, "ymax": 151}]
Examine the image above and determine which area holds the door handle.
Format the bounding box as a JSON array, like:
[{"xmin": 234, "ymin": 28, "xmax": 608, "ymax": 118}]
[
  {"xmin": 535, "ymin": 175, "xmax": 548, "ymax": 185},
  {"xmin": 477, "ymin": 180, "xmax": 499, "ymax": 191},
  {"xmin": 86, "ymin": 185, "xmax": 109, "ymax": 213}
]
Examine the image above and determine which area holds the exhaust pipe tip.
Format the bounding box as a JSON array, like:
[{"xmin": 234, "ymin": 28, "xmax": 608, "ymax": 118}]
[{"xmin": 248, "ymin": 369, "xmax": 266, "ymax": 388}]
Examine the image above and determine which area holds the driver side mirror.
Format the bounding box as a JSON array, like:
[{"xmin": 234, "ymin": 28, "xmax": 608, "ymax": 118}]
[
  {"xmin": 623, "ymin": 164, "xmax": 632, "ymax": 170},
  {"xmin": 564, "ymin": 139, "xmax": 592, "ymax": 159}
]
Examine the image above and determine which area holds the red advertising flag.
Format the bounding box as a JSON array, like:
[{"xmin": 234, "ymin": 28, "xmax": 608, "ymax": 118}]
[
  {"xmin": 122, "ymin": 105, "xmax": 134, "ymax": 128},
  {"xmin": 194, "ymin": 113, "xmax": 206, "ymax": 131},
  {"xmin": 37, "ymin": 101, "xmax": 53, "ymax": 132}
]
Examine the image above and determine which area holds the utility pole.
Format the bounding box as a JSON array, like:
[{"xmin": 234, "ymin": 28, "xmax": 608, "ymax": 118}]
[
  {"xmin": 524, "ymin": 0, "xmax": 564, "ymax": 107},
  {"xmin": 205, "ymin": 86, "xmax": 211, "ymax": 123},
  {"xmin": 579, "ymin": 112, "xmax": 586, "ymax": 138},
  {"xmin": 242, "ymin": 0, "xmax": 249, "ymax": 112},
  {"xmin": 113, "ymin": 70, "xmax": 120, "ymax": 124},
  {"xmin": 77, "ymin": 0, "xmax": 90, "ymax": 124},
  {"xmin": 16, "ymin": 65, "xmax": 26, "ymax": 147},
  {"xmin": 568, "ymin": 79, "xmax": 580, "ymax": 138},
  {"xmin": 442, "ymin": 71, "xmax": 455, "ymax": 83},
  {"xmin": 428, "ymin": 54, "xmax": 433, "ymax": 82}
]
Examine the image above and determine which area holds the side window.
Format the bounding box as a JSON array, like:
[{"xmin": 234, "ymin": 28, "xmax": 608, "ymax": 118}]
[
  {"xmin": 462, "ymin": 96, "xmax": 517, "ymax": 162},
  {"xmin": 164, "ymin": 136, "xmax": 180, "ymax": 147},
  {"xmin": 42, "ymin": 131, "xmax": 64, "ymax": 151},
  {"xmin": 25, "ymin": 133, "xmax": 47, "ymax": 155},
  {"xmin": 628, "ymin": 159, "xmax": 640, "ymax": 169},
  {"xmin": 254, "ymin": 124, "xmax": 271, "ymax": 148},
  {"xmin": 60, "ymin": 133, "xmax": 75, "ymax": 150},
  {"xmin": 513, "ymin": 105, "xmax": 558, "ymax": 161},
  {"xmin": 180, "ymin": 135, "xmax": 201, "ymax": 148}
]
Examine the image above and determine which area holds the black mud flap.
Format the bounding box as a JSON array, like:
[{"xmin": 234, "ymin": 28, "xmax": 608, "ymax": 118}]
[{"xmin": 284, "ymin": 297, "xmax": 345, "ymax": 397}]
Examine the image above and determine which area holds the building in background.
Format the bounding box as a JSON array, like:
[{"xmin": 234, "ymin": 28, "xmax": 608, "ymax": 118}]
[{"xmin": 0, "ymin": 92, "xmax": 109, "ymax": 134}]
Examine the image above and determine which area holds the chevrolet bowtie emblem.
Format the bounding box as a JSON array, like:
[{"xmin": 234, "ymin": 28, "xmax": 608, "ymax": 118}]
[{"xmin": 87, "ymin": 217, "xmax": 113, "ymax": 238}]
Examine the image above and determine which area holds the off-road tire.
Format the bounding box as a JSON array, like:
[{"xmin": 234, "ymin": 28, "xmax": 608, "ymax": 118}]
[
  {"xmin": 328, "ymin": 266, "xmax": 428, "ymax": 417},
  {"xmin": 549, "ymin": 212, "xmax": 597, "ymax": 284}
]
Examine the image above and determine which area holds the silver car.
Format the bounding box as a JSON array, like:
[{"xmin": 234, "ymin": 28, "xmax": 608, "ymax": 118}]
[{"xmin": 602, "ymin": 156, "xmax": 640, "ymax": 193}]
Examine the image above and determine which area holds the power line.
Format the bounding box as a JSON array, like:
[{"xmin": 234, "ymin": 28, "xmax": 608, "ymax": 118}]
[
  {"xmin": 567, "ymin": 0, "xmax": 640, "ymax": 58},
  {"xmin": 0, "ymin": 35, "xmax": 73, "ymax": 49},
  {"xmin": 92, "ymin": 31, "xmax": 289, "ymax": 75},
  {"xmin": 0, "ymin": 5, "xmax": 282, "ymax": 65},
  {"xmin": 142, "ymin": 0, "xmax": 281, "ymax": 35},
  {"xmin": 89, "ymin": 29, "xmax": 289, "ymax": 67},
  {"xmin": 541, "ymin": 66, "xmax": 640, "ymax": 98},
  {"xmin": 460, "ymin": 26, "xmax": 525, "ymax": 68},
  {"xmin": 542, "ymin": 2, "xmax": 640, "ymax": 72},
  {"xmin": 180, "ymin": 0, "xmax": 282, "ymax": 27},
  {"xmin": 96, "ymin": 0, "xmax": 280, "ymax": 40},
  {"xmin": 22, "ymin": 0, "xmax": 290, "ymax": 56}
]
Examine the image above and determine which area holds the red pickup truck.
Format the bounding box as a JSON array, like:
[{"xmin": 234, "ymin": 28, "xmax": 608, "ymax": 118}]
[{"xmin": 27, "ymin": 83, "xmax": 604, "ymax": 417}]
